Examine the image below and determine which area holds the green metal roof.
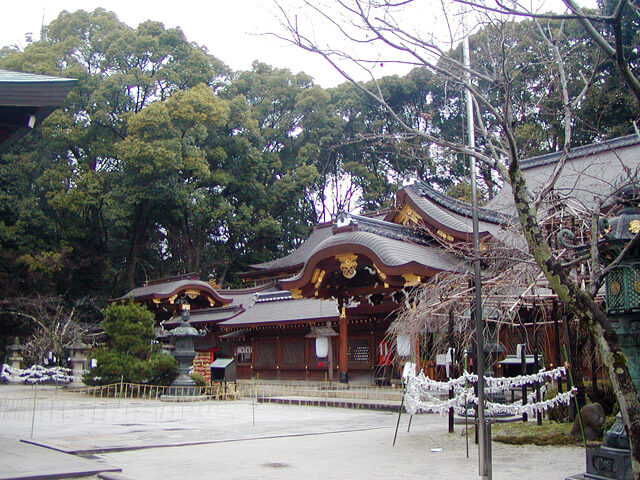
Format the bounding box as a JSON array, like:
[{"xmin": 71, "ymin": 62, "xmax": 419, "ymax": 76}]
[{"xmin": 0, "ymin": 69, "xmax": 77, "ymax": 153}]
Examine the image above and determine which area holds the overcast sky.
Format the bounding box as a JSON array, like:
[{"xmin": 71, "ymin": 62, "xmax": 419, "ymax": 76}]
[
  {"xmin": 3, "ymin": 0, "xmax": 589, "ymax": 88},
  {"xmin": 2, "ymin": 0, "xmax": 412, "ymax": 87}
]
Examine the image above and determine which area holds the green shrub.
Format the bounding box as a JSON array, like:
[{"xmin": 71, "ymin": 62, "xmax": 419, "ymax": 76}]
[
  {"xmin": 189, "ymin": 373, "xmax": 207, "ymax": 386},
  {"xmin": 83, "ymin": 348, "xmax": 150, "ymax": 385},
  {"xmin": 83, "ymin": 301, "xmax": 177, "ymax": 386},
  {"xmin": 492, "ymin": 421, "xmax": 577, "ymax": 446},
  {"xmin": 148, "ymin": 353, "xmax": 178, "ymax": 386}
]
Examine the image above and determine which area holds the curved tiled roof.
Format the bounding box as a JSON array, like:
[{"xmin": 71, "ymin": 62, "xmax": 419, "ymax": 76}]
[
  {"xmin": 113, "ymin": 279, "xmax": 231, "ymax": 305},
  {"xmin": 280, "ymin": 229, "xmax": 469, "ymax": 292},
  {"xmin": 245, "ymin": 222, "xmax": 334, "ymax": 273},
  {"xmin": 519, "ymin": 134, "xmax": 640, "ymax": 170},
  {"xmin": 215, "ymin": 283, "xmax": 279, "ymax": 306},
  {"xmin": 163, "ymin": 305, "xmax": 244, "ymax": 327},
  {"xmin": 339, "ymin": 212, "xmax": 433, "ymax": 245},
  {"xmin": 319, "ymin": 230, "xmax": 468, "ymax": 273},
  {"xmin": 388, "ymin": 181, "xmax": 509, "ymax": 239},
  {"xmin": 409, "ymin": 181, "xmax": 511, "ymax": 225}
]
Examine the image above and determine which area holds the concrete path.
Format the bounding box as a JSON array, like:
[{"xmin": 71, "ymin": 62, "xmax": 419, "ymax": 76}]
[{"xmin": 0, "ymin": 438, "xmax": 120, "ymax": 480}]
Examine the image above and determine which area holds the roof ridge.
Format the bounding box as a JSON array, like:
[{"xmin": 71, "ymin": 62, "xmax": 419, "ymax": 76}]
[
  {"xmin": 0, "ymin": 69, "xmax": 76, "ymax": 83},
  {"xmin": 519, "ymin": 134, "xmax": 640, "ymax": 170},
  {"xmin": 411, "ymin": 180, "xmax": 511, "ymax": 225},
  {"xmin": 343, "ymin": 213, "xmax": 434, "ymax": 245}
]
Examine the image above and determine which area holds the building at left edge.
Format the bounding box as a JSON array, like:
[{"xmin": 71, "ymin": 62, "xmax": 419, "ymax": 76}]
[{"xmin": 0, "ymin": 69, "xmax": 76, "ymax": 153}]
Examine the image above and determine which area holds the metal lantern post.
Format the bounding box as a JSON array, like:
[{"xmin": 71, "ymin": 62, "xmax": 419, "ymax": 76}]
[{"xmin": 167, "ymin": 301, "xmax": 201, "ymax": 396}]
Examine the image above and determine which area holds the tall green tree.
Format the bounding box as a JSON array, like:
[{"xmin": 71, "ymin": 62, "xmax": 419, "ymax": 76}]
[{"xmin": 0, "ymin": 9, "xmax": 229, "ymax": 295}]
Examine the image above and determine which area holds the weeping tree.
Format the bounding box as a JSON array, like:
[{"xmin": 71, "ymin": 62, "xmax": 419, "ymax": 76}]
[{"xmin": 0, "ymin": 296, "xmax": 99, "ymax": 366}]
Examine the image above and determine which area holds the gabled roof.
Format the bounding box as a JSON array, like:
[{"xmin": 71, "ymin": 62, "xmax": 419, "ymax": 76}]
[
  {"xmin": 336, "ymin": 212, "xmax": 433, "ymax": 245},
  {"xmin": 240, "ymin": 222, "xmax": 334, "ymax": 278},
  {"xmin": 242, "ymin": 211, "xmax": 397, "ymax": 281},
  {"xmin": 387, "ymin": 180, "xmax": 509, "ymax": 241},
  {"xmin": 279, "ymin": 214, "xmax": 469, "ymax": 297},
  {"xmin": 0, "ymin": 69, "xmax": 77, "ymax": 153}
]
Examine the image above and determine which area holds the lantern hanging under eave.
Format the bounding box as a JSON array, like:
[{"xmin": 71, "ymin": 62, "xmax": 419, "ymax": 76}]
[
  {"xmin": 397, "ymin": 334, "xmax": 411, "ymax": 357},
  {"xmin": 315, "ymin": 336, "xmax": 329, "ymax": 358}
]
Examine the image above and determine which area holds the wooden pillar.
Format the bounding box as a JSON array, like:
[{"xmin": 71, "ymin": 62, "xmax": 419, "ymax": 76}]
[
  {"xmin": 533, "ymin": 307, "xmax": 542, "ymax": 425},
  {"xmin": 339, "ymin": 301, "xmax": 349, "ymax": 383},
  {"xmin": 448, "ymin": 309, "xmax": 455, "ymax": 433},
  {"xmin": 276, "ymin": 335, "xmax": 282, "ymax": 380},
  {"xmin": 553, "ymin": 299, "xmax": 563, "ymax": 393}
]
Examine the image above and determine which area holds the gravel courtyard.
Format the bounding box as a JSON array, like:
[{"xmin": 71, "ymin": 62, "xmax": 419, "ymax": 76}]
[{"xmin": 0, "ymin": 384, "xmax": 584, "ymax": 479}]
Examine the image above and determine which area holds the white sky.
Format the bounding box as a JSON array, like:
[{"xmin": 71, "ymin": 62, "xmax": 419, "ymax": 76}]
[
  {"xmin": 2, "ymin": 0, "xmax": 406, "ymax": 88},
  {"xmin": 2, "ymin": 0, "xmax": 594, "ymax": 88}
]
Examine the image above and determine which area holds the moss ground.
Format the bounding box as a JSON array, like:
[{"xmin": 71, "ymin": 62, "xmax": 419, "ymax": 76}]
[{"xmin": 490, "ymin": 420, "xmax": 580, "ymax": 446}]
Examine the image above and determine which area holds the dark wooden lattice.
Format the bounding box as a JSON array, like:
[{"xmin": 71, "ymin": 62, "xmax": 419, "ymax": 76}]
[
  {"xmin": 282, "ymin": 341, "xmax": 305, "ymax": 367},
  {"xmin": 255, "ymin": 341, "xmax": 276, "ymax": 368},
  {"xmin": 348, "ymin": 339, "xmax": 369, "ymax": 362}
]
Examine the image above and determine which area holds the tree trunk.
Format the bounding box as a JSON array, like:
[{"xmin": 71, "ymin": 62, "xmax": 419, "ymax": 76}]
[
  {"xmin": 562, "ymin": 309, "xmax": 588, "ymax": 417},
  {"xmin": 508, "ymin": 156, "xmax": 640, "ymax": 477},
  {"xmin": 125, "ymin": 200, "xmax": 152, "ymax": 289}
]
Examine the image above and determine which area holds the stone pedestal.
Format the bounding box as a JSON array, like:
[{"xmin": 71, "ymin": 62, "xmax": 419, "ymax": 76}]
[{"xmin": 566, "ymin": 446, "xmax": 632, "ymax": 480}]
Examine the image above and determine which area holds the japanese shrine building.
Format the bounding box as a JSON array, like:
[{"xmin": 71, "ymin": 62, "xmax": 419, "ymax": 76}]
[{"xmin": 117, "ymin": 133, "xmax": 640, "ymax": 384}]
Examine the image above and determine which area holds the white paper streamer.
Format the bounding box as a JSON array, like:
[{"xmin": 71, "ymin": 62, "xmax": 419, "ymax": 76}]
[
  {"xmin": 403, "ymin": 366, "xmax": 574, "ymax": 416},
  {"xmin": 1, "ymin": 364, "xmax": 73, "ymax": 384}
]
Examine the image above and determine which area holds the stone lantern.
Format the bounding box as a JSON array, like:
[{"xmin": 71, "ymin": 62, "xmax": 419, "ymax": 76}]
[
  {"xmin": 167, "ymin": 301, "xmax": 201, "ymax": 396},
  {"xmin": 568, "ymin": 186, "xmax": 640, "ymax": 480},
  {"xmin": 7, "ymin": 337, "xmax": 23, "ymax": 370},
  {"xmin": 68, "ymin": 338, "xmax": 88, "ymax": 383}
]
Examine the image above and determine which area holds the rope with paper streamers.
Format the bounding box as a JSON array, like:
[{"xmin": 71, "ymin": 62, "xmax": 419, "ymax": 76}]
[
  {"xmin": 1, "ymin": 364, "xmax": 73, "ymax": 384},
  {"xmin": 403, "ymin": 365, "xmax": 575, "ymax": 417}
]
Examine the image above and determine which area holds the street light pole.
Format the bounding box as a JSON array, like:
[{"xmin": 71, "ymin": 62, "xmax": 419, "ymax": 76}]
[{"xmin": 463, "ymin": 33, "xmax": 490, "ymax": 480}]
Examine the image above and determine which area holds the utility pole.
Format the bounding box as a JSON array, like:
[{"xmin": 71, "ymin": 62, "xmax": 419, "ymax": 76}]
[{"xmin": 463, "ymin": 33, "xmax": 491, "ymax": 480}]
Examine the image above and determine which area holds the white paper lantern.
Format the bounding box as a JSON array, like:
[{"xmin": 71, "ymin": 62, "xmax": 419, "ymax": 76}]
[
  {"xmin": 396, "ymin": 334, "xmax": 411, "ymax": 357},
  {"xmin": 315, "ymin": 336, "xmax": 329, "ymax": 358}
]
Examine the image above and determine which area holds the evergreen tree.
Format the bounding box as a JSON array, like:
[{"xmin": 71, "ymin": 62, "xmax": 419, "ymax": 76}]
[{"xmin": 84, "ymin": 302, "xmax": 177, "ymax": 385}]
